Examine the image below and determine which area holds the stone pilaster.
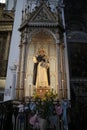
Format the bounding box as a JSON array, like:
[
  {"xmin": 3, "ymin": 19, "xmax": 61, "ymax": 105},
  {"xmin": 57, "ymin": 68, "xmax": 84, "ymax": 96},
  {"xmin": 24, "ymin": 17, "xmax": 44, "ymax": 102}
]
[
  {"xmin": 19, "ymin": 41, "xmax": 27, "ymax": 100},
  {"xmin": 16, "ymin": 43, "xmax": 22, "ymax": 100},
  {"xmin": 57, "ymin": 42, "xmax": 67, "ymax": 99},
  {"xmin": 10, "ymin": 65, "xmax": 17, "ymax": 100}
]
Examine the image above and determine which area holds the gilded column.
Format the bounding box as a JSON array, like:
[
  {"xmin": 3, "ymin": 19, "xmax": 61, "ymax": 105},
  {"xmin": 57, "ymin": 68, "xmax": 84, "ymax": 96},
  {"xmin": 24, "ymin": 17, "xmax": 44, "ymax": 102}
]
[
  {"xmin": 60, "ymin": 44, "xmax": 67, "ymax": 98},
  {"xmin": 62, "ymin": 44, "xmax": 67, "ymax": 98},
  {"xmin": 57, "ymin": 42, "xmax": 62, "ymax": 99}
]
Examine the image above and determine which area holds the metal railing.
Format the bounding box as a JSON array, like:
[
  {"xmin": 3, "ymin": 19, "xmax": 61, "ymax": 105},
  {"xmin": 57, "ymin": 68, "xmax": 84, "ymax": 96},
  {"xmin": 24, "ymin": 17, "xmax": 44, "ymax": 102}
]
[{"xmin": 0, "ymin": 100, "xmax": 70, "ymax": 130}]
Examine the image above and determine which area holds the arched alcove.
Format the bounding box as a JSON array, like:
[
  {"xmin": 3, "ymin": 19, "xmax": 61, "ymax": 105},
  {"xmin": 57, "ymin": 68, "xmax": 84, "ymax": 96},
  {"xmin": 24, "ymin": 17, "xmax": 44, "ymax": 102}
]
[{"xmin": 24, "ymin": 30, "xmax": 59, "ymax": 97}]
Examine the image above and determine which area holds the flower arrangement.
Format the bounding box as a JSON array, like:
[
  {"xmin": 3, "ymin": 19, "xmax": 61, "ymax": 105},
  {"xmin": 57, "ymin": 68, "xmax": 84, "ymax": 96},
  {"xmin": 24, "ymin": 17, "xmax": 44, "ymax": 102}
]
[
  {"xmin": 33, "ymin": 88, "xmax": 58, "ymax": 102},
  {"xmin": 32, "ymin": 89, "xmax": 58, "ymax": 119}
]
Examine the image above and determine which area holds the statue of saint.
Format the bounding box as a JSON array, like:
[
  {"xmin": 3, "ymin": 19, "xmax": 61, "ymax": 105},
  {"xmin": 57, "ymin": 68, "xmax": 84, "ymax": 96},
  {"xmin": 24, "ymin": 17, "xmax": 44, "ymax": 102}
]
[{"xmin": 33, "ymin": 48, "xmax": 50, "ymax": 88}]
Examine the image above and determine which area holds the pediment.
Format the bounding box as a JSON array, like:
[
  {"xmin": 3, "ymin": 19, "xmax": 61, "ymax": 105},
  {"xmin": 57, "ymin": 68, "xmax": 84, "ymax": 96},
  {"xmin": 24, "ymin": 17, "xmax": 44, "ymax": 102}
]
[
  {"xmin": 29, "ymin": 3, "xmax": 57, "ymax": 23},
  {"xmin": 19, "ymin": 2, "xmax": 63, "ymax": 31}
]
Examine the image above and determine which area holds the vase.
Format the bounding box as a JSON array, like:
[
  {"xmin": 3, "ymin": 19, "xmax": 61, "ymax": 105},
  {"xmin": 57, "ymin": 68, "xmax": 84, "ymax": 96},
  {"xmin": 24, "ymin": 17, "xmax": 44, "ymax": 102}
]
[{"xmin": 39, "ymin": 118, "xmax": 47, "ymax": 130}]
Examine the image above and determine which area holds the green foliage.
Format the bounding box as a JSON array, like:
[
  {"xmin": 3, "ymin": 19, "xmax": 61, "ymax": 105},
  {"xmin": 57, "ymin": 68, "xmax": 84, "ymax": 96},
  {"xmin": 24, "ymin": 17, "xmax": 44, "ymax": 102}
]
[
  {"xmin": 33, "ymin": 89, "xmax": 57, "ymax": 118},
  {"xmin": 33, "ymin": 88, "xmax": 58, "ymax": 102}
]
